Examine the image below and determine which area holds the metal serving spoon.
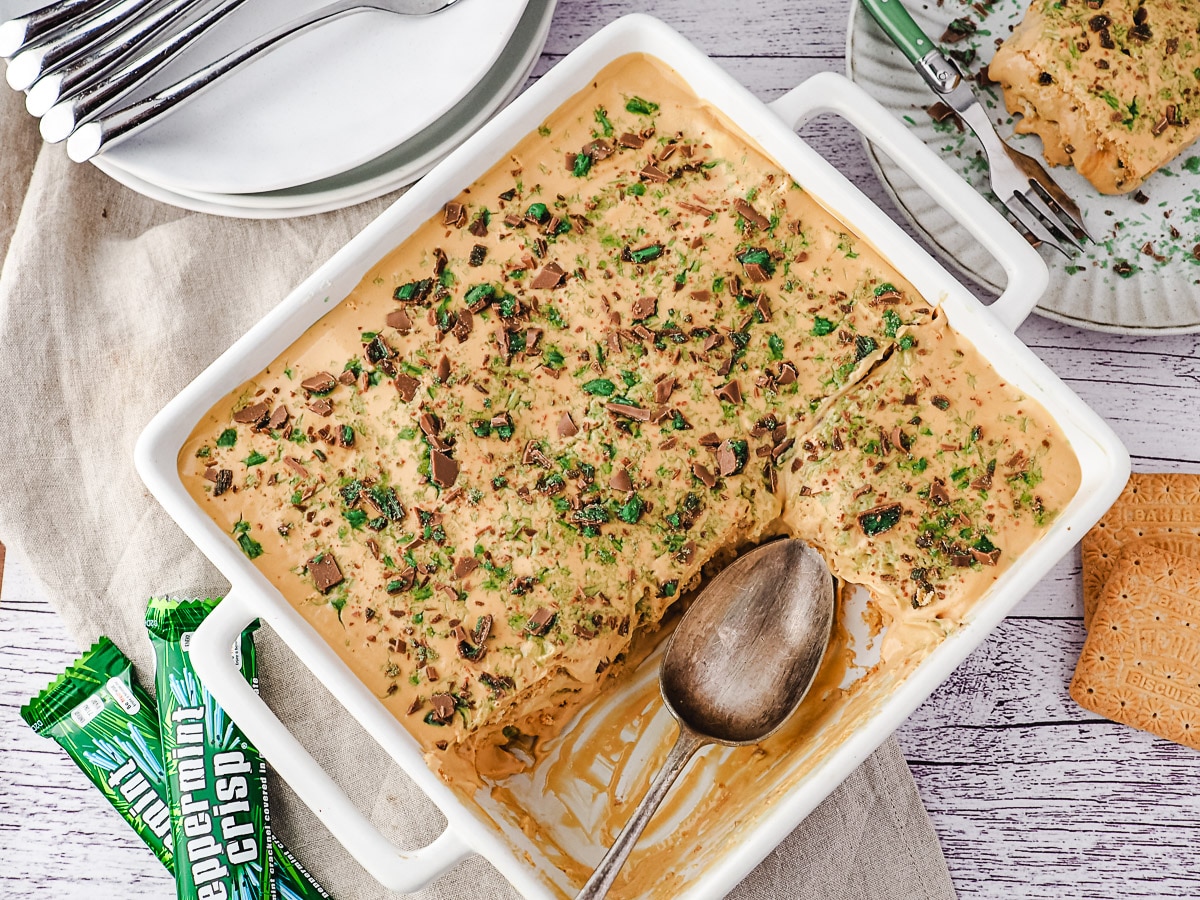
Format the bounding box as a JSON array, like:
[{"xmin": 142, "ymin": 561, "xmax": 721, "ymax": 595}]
[{"xmin": 577, "ymin": 538, "xmax": 835, "ymax": 900}]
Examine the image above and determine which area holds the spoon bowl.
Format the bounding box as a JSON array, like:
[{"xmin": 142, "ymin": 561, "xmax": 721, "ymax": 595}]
[{"xmin": 578, "ymin": 538, "xmax": 835, "ymax": 899}]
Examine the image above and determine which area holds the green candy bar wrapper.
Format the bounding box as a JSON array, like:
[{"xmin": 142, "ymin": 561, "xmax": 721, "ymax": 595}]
[
  {"xmin": 23, "ymin": 635, "xmax": 331, "ymax": 900},
  {"xmin": 146, "ymin": 596, "xmax": 276, "ymax": 900},
  {"xmin": 20, "ymin": 637, "xmax": 176, "ymax": 870}
]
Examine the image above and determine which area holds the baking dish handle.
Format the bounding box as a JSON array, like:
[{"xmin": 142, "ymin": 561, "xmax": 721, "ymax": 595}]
[
  {"xmin": 767, "ymin": 71, "xmax": 1048, "ymax": 332},
  {"xmin": 190, "ymin": 591, "xmax": 470, "ymax": 892}
]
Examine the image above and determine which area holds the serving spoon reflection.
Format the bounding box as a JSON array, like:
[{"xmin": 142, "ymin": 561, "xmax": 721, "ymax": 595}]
[{"xmin": 577, "ymin": 538, "xmax": 835, "ymax": 900}]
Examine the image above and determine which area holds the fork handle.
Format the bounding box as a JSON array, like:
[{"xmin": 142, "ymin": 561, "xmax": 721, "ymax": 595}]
[
  {"xmin": 0, "ymin": 0, "xmax": 119, "ymax": 58},
  {"xmin": 858, "ymin": 0, "xmax": 940, "ymax": 66},
  {"xmin": 66, "ymin": 0, "xmax": 369, "ymax": 162}
]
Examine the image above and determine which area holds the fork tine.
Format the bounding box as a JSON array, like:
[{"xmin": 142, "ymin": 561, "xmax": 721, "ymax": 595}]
[
  {"xmin": 1017, "ymin": 190, "xmax": 1084, "ymax": 255},
  {"xmin": 1003, "ymin": 193, "xmax": 1070, "ymax": 257},
  {"xmin": 1024, "ymin": 170, "xmax": 1094, "ymax": 242},
  {"xmin": 1026, "ymin": 179, "xmax": 1093, "ymax": 244}
]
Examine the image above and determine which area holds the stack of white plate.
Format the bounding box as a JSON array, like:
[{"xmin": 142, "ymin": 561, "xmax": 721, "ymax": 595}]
[{"xmin": 70, "ymin": 0, "xmax": 556, "ymax": 217}]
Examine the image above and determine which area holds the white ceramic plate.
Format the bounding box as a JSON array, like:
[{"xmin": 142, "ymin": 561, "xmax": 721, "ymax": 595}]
[
  {"xmin": 96, "ymin": 0, "xmax": 528, "ymax": 195},
  {"xmin": 847, "ymin": 0, "xmax": 1200, "ymax": 334},
  {"xmin": 92, "ymin": 0, "xmax": 557, "ymax": 218}
]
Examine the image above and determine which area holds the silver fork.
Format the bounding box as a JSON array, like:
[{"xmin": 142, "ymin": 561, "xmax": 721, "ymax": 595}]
[
  {"xmin": 861, "ymin": 0, "xmax": 1091, "ymax": 256},
  {"xmin": 64, "ymin": 0, "xmax": 464, "ymax": 163}
]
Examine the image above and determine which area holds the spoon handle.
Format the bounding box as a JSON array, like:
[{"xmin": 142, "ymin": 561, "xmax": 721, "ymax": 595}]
[{"xmin": 577, "ymin": 726, "xmax": 707, "ymax": 900}]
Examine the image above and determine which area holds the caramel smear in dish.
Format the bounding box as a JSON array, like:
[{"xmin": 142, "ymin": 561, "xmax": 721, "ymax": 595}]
[
  {"xmin": 180, "ymin": 54, "xmax": 1080, "ymax": 885},
  {"xmin": 990, "ymin": 0, "xmax": 1200, "ymax": 195}
]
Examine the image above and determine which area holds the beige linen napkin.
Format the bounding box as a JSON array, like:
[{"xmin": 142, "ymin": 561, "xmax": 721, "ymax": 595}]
[{"xmin": 0, "ymin": 79, "xmax": 954, "ymax": 899}]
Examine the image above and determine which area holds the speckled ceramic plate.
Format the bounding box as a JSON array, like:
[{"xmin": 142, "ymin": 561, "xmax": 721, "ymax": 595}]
[{"xmin": 847, "ymin": 0, "xmax": 1200, "ymax": 334}]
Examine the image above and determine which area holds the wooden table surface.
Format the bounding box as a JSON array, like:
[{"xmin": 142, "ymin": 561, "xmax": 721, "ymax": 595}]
[{"xmin": 4, "ymin": 1, "xmax": 1200, "ymax": 896}]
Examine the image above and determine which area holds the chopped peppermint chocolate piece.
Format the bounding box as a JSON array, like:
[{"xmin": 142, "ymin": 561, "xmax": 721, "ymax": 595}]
[
  {"xmin": 455, "ymin": 556, "xmax": 481, "ymax": 579},
  {"xmin": 743, "ymin": 263, "xmax": 769, "ymax": 284},
  {"xmin": 214, "ymin": 469, "xmax": 232, "ymax": 497},
  {"xmin": 698, "ymin": 431, "xmax": 721, "ymax": 448},
  {"xmin": 632, "ymin": 296, "xmax": 657, "ymax": 320},
  {"xmin": 429, "ymin": 693, "xmax": 456, "ymax": 723},
  {"xmin": 776, "ymin": 363, "xmax": 797, "ymax": 386},
  {"xmin": 715, "ymin": 440, "xmax": 742, "ymax": 477},
  {"xmin": 639, "ymin": 164, "xmax": 669, "ymax": 182},
  {"xmin": 452, "ymin": 308, "xmax": 473, "ymax": 343},
  {"xmin": 436, "ymin": 355, "xmax": 451, "ymax": 383},
  {"xmin": 557, "ymin": 411, "xmax": 579, "ymax": 437},
  {"xmin": 232, "ymin": 401, "xmax": 270, "ymax": 427},
  {"xmin": 617, "ymin": 132, "xmax": 645, "ymax": 149},
  {"xmin": 715, "ymin": 380, "xmax": 742, "ymax": 404},
  {"xmin": 692, "ymin": 462, "xmax": 717, "ymax": 488},
  {"xmin": 531, "ymin": 262, "xmax": 567, "ymax": 289},
  {"xmin": 419, "ymin": 412, "xmax": 441, "ymax": 437},
  {"xmin": 394, "ymin": 373, "xmax": 420, "ymax": 402},
  {"xmin": 609, "ymin": 467, "xmax": 634, "ymax": 492},
  {"xmin": 606, "ymin": 402, "xmax": 651, "ymax": 422},
  {"xmin": 468, "ymin": 213, "xmax": 488, "ymax": 237},
  {"xmin": 308, "ymin": 398, "xmax": 333, "ymax": 417},
  {"xmin": 523, "ymin": 441, "xmax": 553, "ymax": 468},
  {"xmin": 443, "ymin": 202, "xmax": 466, "ymax": 228},
  {"xmin": 307, "ymin": 552, "xmax": 343, "ymax": 593},
  {"xmin": 584, "ymin": 138, "xmax": 615, "ymax": 160},
  {"xmin": 733, "ymin": 198, "xmax": 771, "ymax": 230},
  {"xmin": 284, "ymin": 457, "xmax": 309, "ymax": 478},
  {"xmin": 386, "ymin": 309, "xmax": 413, "ymax": 333},
  {"xmin": 267, "ymin": 405, "xmax": 290, "ymax": 429},
  {"xmin": 430, "ymin": 449, "xmax": 459, "ymax": 487},
  {"xmin": 655, "ymin": 375, "xmax": 675, "ymax": 404},
  {"xmin": 526, "ymin": 608, "xmax": 556, "ymax": 636},
  {"xmin": 301, "ymin": 372, "xmax": 337, "ymax": 394}
]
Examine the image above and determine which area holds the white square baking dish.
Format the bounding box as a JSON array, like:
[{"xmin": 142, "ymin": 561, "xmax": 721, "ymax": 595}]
[{"xmin": 135, "ymin": 14, "xmax": 1129, "ymax": 899}]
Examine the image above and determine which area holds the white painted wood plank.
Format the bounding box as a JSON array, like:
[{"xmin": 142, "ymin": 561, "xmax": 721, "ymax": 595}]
[
  {"xmin": 897, "ymin": 618, "xmax": 1200, "ymax": 899},
  {"xmin": 0, "ymin": 561, "xmax": 173, "ymax": 898}
]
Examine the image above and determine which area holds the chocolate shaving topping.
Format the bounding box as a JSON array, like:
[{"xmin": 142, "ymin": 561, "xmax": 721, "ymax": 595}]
[
  {"xmin": 526, "ymin": 608, "xmax": 556, "ymax": 636},
  {"xmin": 605, "ymin": 402, "xmax": 651, "ymax": 422},
  {"xmin": 430, "ymin": 449, "xmax": 459, "ymax": 488},
  {"xmin": 531, "ymin": 262, "xmax": 567, "ymax": 290},
  {"xmin": 609, "ymin": 467, "xmax": 634, "ymax": 492},
  {"xmin": 692, "ymin": 462, "xmax": 717, "ymax": 488},
  {"xmin": 386, "ymin": 309, "xmax": 413, "ymax": 333},
  {"xmin": 557, "ymin": 411, "xmax": 579, "ymax": 438},
  {"xmin": 394, "ymin": 373, "xmax": 420, "ymax": 402},
  {"xmin": 307, "ymin": 552, "xmax": 344, "ymax": 593},
  {"xmin": 733, "ymin": 198, "xmax": 771, "ymax": 230},
  {"xmin": 232, "ymin": 401, "xmax": 270, "ymax": 427},
  {"xmin": 714, "ymin": 380, "xmax": 742, "ymax": 404}
]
